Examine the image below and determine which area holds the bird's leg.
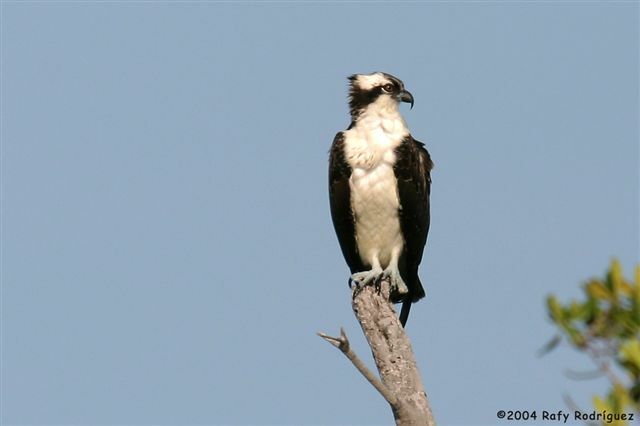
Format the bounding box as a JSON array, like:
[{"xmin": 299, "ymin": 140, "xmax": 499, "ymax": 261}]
[
  {"xmin": 350, "ymin": 257, "xmax": 383, "ymax": 298},
  {"xmin": 381, "ymin": 250, "xmax": 409, "ymax": 297}
]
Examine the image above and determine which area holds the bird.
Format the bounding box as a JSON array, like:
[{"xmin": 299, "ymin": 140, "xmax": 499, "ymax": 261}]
[{"xmin": 328, "ymin": 72, "xmax": 433, "ymax": 327}]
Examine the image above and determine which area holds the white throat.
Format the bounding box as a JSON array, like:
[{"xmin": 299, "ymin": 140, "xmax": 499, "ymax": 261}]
[{"xmin": 344, "ymin": 96, "xmax": 409, "ymax": 170}]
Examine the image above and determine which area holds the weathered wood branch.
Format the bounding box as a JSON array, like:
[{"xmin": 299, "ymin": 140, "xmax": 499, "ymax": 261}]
[
  {"xmin": 319, "ymin": 279, "xmax": 435, "ymax": 426},
  {"xmin": 318, "ymin": 328, "xmax": 398, "ymax": 405}
]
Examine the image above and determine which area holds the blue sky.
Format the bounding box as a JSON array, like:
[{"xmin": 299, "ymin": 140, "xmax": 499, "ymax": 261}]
[{"xmin": 1, "ymin": 2, "xmax": 638, "ymax": 425}]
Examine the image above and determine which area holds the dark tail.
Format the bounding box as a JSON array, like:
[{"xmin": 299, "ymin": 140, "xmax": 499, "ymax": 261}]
[
  {"xmin": 399, "ymin": 300, "xmax": 411, "ymax": 327},
  {"xmin": 399, "ymin": 276, "xmax": 425, "ymax": 327}
]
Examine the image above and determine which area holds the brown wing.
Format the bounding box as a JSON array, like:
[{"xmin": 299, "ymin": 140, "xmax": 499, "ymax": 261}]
[
  {"xmin": 328, "ymin": 132, "xmax": 363, "ymax": 273},
  {"xmin": 394, "ymin": 136, "xmax": 433, "ymax": 302}
]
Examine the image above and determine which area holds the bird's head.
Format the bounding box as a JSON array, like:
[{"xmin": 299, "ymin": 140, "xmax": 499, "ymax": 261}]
[{"xmin": 347, "ymin": 72, "xmax": 414, "ymax": 120}]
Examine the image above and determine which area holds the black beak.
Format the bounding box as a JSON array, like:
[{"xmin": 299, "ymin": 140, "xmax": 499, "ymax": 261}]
[{"xmin": 398, "ymin": 90, "xmax": 414, "ymax": 109}]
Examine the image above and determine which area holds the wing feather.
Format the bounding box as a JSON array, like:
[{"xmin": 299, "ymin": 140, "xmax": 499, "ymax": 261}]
[
  {"xmin": 329, "ymin": 132, "xmax": 363, "ymax": 273},
  {"xmin": 394, "ymin": 136, "xmax": 433, "ymax": 302}
]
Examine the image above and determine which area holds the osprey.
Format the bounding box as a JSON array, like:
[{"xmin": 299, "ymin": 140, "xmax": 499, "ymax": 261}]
[{"xmin": 328, "ymin": 72, "xmax": 433, "ymax": 327}]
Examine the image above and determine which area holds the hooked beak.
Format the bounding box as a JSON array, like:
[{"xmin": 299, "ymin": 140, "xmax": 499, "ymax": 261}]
[{"xmin": 397, "ymin": 90, "xmax": 414, "ymax": 109}]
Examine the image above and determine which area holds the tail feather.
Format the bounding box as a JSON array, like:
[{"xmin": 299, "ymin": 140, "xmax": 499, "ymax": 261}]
[
  {"xmin": 399, "ymin": 300, "xmax": 411, "ymax": 327},
  {"xmin": 411, "ymin": 276, "xmax": 426, "ymax": 302},
  {"xmin": 399, "ymin": 276, "xmax": 425, "ymax": 328}
]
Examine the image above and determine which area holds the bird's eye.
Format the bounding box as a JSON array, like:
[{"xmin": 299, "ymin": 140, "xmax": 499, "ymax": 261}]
[{"xmin": 382, "ymin": 83, "xmax": 394, "ymax": 93}]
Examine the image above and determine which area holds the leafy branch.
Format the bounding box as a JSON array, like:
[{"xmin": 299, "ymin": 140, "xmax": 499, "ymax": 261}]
[{"xmin": 545, "ymin": 260, "xmax": 640, "ymax": 424}]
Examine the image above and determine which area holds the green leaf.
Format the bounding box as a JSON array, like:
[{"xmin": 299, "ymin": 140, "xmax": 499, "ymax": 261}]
[
  {"xmin": 547, "ymin": 295, "xmax": 563, "ymax": 323},
  {"xmin": 620, "ymin": 340, "xmax": 640, "ymax": 372},
  {"xmin": 634, "ymin": 267, "xmax": 640, "ymax": 324},
  {"xmin": 586, "ymin": 280, "xmax": 610, "ymax": 301},
  {"xmin": 567, "ymin": 301, "xmax": 584, "ymax": 320},
  {"xmin": 565, "ymin": 325, "xmax": 586, "ymax": 348},
  {"xmin": 611, "ymin": 259, "xmax": 623, "ymax": 297},
  {"xmin": 612, "ymin": 382, "xmax": 633, "ymax": 412},
  {"xmin": 584, "ymin": 296, "xmax": 599, "ymax": 325}
]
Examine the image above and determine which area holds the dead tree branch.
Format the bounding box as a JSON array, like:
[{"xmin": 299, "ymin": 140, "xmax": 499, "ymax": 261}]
[
  {"xmin": 319, "ymin": 279, "xmax": 435, "ymax": 426},
  {"xmin": 318, "ymin": 328, "xmax": 398, "ymax": 405}
]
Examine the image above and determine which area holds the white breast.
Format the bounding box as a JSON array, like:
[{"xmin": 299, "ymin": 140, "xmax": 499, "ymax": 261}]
[
  {"xmin": 349, "ymin": 163, "xmax": 404, "ymax": 268},
  {"xmin": 343, "ymin": 97, "xmax": 409, "ymax": 269}
]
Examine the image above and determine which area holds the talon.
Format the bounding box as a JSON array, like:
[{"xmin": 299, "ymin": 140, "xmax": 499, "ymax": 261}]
[
  {"xmin": 374, "ymin": 275, "xmax": 383, "ymax": 294},
  {"xmin": 349, "ymin": 268, "xmax": 384, "ymax": 293},
  {"xmin": 352, "ymin": 285, "xmax": 362, "ymax": 299},
  {"xmin": 382, "ymin": 267, "xmax": 409, "ymax": 297}
]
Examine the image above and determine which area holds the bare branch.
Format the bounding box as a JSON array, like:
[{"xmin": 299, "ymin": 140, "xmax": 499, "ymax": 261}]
[
  {"xmin": 351, "ymin": 280, "xmax": 435, "ymax": 426},
  {"xmin": 584, "ymin": 340, "xmax": 623, "ymax": 385},
  {"xmin": 318, "ymin": 328, "xmax": 398, "ymax": 405},
  {"xmin": 320, "ymin": 278, "xmax": 435, "ymax": 425}
]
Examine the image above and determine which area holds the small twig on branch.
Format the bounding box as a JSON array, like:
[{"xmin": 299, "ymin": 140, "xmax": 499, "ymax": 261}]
[{"xmin": 318, "ymin": 328, "xmax": 398, "ymax": 405}]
